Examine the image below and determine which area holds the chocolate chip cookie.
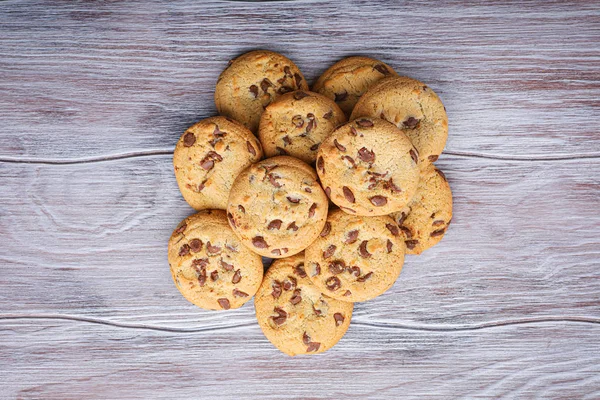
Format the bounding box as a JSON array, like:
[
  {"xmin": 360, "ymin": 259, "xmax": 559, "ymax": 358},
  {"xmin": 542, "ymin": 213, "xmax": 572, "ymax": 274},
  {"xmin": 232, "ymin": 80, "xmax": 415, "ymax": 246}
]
[
  {"xmin": 227, "ymin": 156, "xmax": 329, "ymax": 258},
  {"xmin": 254, "ymin": 253, "xmax": 353, "ymax": 356},
  {"xmin": 305, "ymin": 209, "xmax": 406, "ymax": 302},
  {"xmin": 316, "ymin": 117, "xmax": 420, "ymax": 216},
  {"xmin": 174, "ymin": 116, "xmax": 263, "ymax": 211},
  {"xmin": 390, "ymin": 164, "xmax": 453, "ymax": 255},
  {"xmin": 350, "ymin": 76, "xmax": 448, "ymax": 166},
  {"xmin": 215, "ymin": 50, "xmax": 309, "ymax": 133},
  {"xmin": 312, "ymin": 56, "xmax": 398, "ymax": 117},
  {"xmin": 168, "ymin": 210, "xmax": 264, "ymax": 310},
  {"xmin": 258, "ymin": 90, "xmax": 346, "ymax": 164}
]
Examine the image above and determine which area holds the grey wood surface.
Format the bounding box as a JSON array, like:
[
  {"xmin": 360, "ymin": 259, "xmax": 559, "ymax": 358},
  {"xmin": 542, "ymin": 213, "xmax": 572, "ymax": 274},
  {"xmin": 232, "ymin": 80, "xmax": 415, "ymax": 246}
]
[{"xmin": 1, "ymin": 0, "xmax": 599, "ymax": 399}]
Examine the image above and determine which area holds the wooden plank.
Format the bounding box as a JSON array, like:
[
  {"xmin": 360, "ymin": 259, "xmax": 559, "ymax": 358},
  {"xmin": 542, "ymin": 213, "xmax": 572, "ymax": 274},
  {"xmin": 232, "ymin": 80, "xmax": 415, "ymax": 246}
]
[
  {"xmin": 1, "ymin": 318, "xmax": 599, "ymax": 399},
  {"xmin": 1, "ymin": 155, "xmax": 598, "ymax": 328},
  {"xmin": 1, "ymin": 0, "xmax": 599, "ymax": 160}
]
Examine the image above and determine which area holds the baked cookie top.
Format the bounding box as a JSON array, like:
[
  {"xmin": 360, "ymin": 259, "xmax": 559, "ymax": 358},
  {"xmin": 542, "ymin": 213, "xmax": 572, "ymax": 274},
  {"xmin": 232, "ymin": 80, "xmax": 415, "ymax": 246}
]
[
  {"xmin": 173, "ymin": 116, "xmax": 263, "ymax": 211},
  {"xmin": 227, "ymin": 156, "xmax": 328, "ymax": 258},
  {"xmin": 215, "ymin": 50, "xmax": 309, "ymax": 133},
  {"xmin": 390, "ymin": 164, "xmax": 453, "ymax": 255},
  {"xmin": 350, "ymin": 76, "xmax": 448, "ymax": 166},
  {"xmin": 254, "ymin": 253, "xmax": 353, "ymax": 356},
  {"xmin": 258, "ymin": 90, "xmax": 346, "ymax": 164},
  {"xmin": 168, "ymin": 210, "xmax": 264, "ymax": 310},
  {"xmin": 305, "ymin": 209, "xmax": 406, "ymax": 302},
  {"xmin": 312, "ymin": 56, "xmax": 398, "ymax": 117},
  {"xmin": 317, "ymin": 117, "xmax": 420, "ymax": 216}
]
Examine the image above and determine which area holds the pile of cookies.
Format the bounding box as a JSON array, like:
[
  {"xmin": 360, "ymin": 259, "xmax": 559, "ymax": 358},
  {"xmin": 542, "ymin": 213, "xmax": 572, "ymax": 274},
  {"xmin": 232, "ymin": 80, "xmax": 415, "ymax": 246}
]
[{"xmin": 168, "ymin": 50, "xmax": 452, "ymax": 356}]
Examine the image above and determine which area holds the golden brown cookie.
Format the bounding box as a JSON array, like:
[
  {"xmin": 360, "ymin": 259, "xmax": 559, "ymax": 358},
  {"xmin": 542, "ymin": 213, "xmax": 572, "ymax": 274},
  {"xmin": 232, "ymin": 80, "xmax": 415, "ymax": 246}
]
[
  {"xmin": 168, "ymin": 210, "xmax": 264, "ymax": 310},
  {"xmin": 227, "ymin": 156, "xmax": 328, "ymax": 258},
  {"xmin": 255, "ymin": 253, "xmax": 353, "ymax": 356},
  {"xmin": 312, "ymin": 56, "xmax": 398, "ymax": 117},
  {"xmin": 173, "ymin": 116, "xmax": 263, "ymax": 211},
  {"xmin": 350, "ymin": 76, "xmax": 448, "ymax": 166},
  {"xmin": 390, "ymin": 164, "xmax": 453, "ymax": 254},
  {"xmin": 305, "ymin": 209, "xmax": 406, "ymax": 302},
  {"xmin": 316, "ymin": 117, "xmax": 420, "ymax": 216},
  {"xmin": 258, "ymin": 90, "xmax": 346, "ymax": 164},
  {"xmin": 215, "ymin": 50, "xmax": 309, "ymax": 133}
]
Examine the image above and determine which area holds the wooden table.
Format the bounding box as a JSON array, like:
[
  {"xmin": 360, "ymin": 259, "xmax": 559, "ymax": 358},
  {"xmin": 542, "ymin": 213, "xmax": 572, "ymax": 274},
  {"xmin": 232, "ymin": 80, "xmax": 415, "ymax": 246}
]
[{"xmin": 1, "ymin": 1, "xmax": 599, "ymax": 398}]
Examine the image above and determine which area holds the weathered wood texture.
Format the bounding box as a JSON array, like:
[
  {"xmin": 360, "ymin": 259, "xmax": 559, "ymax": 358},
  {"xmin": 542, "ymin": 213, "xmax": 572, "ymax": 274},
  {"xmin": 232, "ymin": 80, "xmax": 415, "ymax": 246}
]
[{"xmin": 1, "ymin": 0, "xmax": 599, "ymax": 399}]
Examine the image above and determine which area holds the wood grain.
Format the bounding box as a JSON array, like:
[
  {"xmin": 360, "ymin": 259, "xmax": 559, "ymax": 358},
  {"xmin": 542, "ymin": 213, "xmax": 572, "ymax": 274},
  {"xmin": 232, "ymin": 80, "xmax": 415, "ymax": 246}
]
[{"xmin": 1, "ymin": 0, "xmax": 599, "ymax": 398}]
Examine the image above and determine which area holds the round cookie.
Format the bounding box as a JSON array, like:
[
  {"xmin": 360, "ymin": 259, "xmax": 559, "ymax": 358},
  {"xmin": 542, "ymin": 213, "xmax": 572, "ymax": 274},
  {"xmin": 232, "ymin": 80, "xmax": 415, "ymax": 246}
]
[
  {"xmin": 390, "ymin": 164, "xmax": 453, "ymax": 255},
  {"xmin": 255, "ymin": 253, "xmax": 353, "ymax": 356},
  {"xmin": 316, "ymin": 117, "xmax": 420, "ymax": 216},
  {"xmin": 227, "ymin": 156, "xmax": 329, "ymax": 258},
  {"xmin": 305, "ymin": 209, "xmax": 406, "ymax": 302},
  {"xmin": 168, "ymin": 210, "xmax": 264, "ymax": 310},
  {"xmin": 215, "ymin": 50, "xmax": 309, "ymax": 133},
  {"xmin": 258, "ymin": 90, "xmax": 347, "ymax": 164},
  {"xmin": 350, "ymin": 76, "xmax": 448, "ymax": 166},
  {"xmin": 174, "ymin": 116, "xmax": 263, "ymax": 211},
  {"xmin": 312, "ymin": 56, "xmax": 398, "ymax": 117}
]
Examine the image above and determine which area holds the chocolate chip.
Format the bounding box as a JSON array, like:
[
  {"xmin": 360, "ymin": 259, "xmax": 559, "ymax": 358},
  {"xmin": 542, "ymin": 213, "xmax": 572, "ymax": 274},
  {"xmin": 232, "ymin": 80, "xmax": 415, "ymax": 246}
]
[
  {"xmin": 278, "ymin": 86, "xmax": 293, "ymax": 94},
  {"xmin": 313, "ymin": 305, "xmax": 322, "ymax": 316},
  {"xmin": 428, "ymin": 155, "xmax": 439, "ymax": 162},
  {"xmin": 403, "ymin": 117, "xmax": 419, "ymax": 129},
  {"xmin": 198, "ymin": 271, "xmax": 207, "ymax": 287},
  {"xmin": 294, "ymin": 91, "xmax": 309, "ymax": 100},
  {"xmin": 328, "ymin": 260, "xmax": 346, "ymax": 275},
  {"xmin": 175, "ymin": 222, "xmax": 187, "ymax": 234},
  {"xmin": 306, "ymin": 118, "xmax": 316, "ymax": 133},
  {"xmin": 335, "ymin": 91, "xmax": 348, "ymax": 102},
  {"xmin": 324, "ymin": 187, "xmax": 331, "ymax": 198},
  {"xmin": 200, "ymin": 151, "xmax": 223, "ymax": 171},
  {"xmin": 342, "ymin": 186, "xmax": 355, "ymax": 203},
  {"xmin": 189, "ymin": 239, "xmax": 203, "ymax": 252},
  {"xmin": 210, "ymin": 270, "xmax": 219, "ymax": 281},
  {"xmin": 271, "ymin": 249, "xmax": 281, "ymax": 256},
  {"xmin": 357, "ymin": 272, "xmax": 373, "ymax": 282},
  {"xmin": 287, "ymin": 196, "xmax": 300, "ymax": 204},
  {"xmin": 345, "ymin": 229, "xmax": 359, "ymax": 244},
  {"xmin": 249, "ymin": 85, "xmax": 259, "ymax": 98},
  {"xmin": 294, "ymin": 73, "xmax": 303, "ymax": 88},
  {"xmin": 433, "ymin": 220, "xmax": 445, "ymax": 226},
  {"xmin": 326, "ymin": 276, "xmax": 341, "ymax": 291},
  {"xmin": 343, "ymin": 156, "xmax": 356, "ymax": 167},
  {"xmin": 247, "ymin": 141, "xmax": 257, "ymax": 157},
  {"xmin": 312, "ymin": 263, "xmax": 321, "ymax": 277},
  {"xmin": 405, "ymin": 240, "xmax": 419, "ymax": 250},
  {"xmin": 387, "ymin": 239, "xmax": 393, "ymax": 253},
  {"xmin": 287, "ymin": 221, "xmax": 299, "ymax": 231},
  {"xmin": 334, "ymin": 139, "xmax": 346, "ymax": 152},
  {"xmin": 369, "ymin": 196, "xmax": 388, "ymax": 206},
  {"xmin": 358, "ymin": 147, "xmax": 375, "ymax": 163},
  {"xmin": 207, "ymin": 241, "xmax": 221, "ymax": 254},
  {"xmin": 179, "ymin": 244, "xmax": 190, "ymax": 257},
  {"xmin": 192, "ymin": 258, "xmax": 209, "ymax": 269},
  {"xmin": 349, "ymin": 266, "xmax": 361, "ymax": 277},
  {"xmin": 431, "ymin": 228, "xmax": 446, "ymax": 237},
  {"xmin": 183, "ymin": 132, "xmax": 196, "ymax": 147},
  {"xmin": 305, "ymin": 187, "xmax": 312, "ymax": 193},
  {"xmin": 252, "ymin": 236, "xmax": 269, "ymax": 248},
  {"xmin": 227, "ymin": 212, "xmax": 236, "ymax": 227},
  {"xmin": 232, "ymin": 269, "xmax": 241, "ymax": 284},
  {"xmin": 409, "ymin": 149, "xmax": 419, "ymax": 164},
  {"xmin": 294, "ymin": 263, "xmax": 307, "ymax": 278},
  {"xmin": 233, "ymin": 289, "xmax": 248, "ymax": 298},
  {"xmin": 283, "ymin": 135, "xmax": 292, "ymax": 145},
  {"xmin": 387, "ymin": 178, "xmax": 402, "ymax": 193},
  {"xmin": 323, "ymin": 245, "xmax": 336, "ymax": 259},
  {"xmin": 303, "ymin": 331, "xmax": 311, "ymax": 345},
  {"xmin": 267, "ymin": 219, "xmax": 282, "ymax": 230},
  {"xmin": 200, "ymin": 159, "xmax": 214, "ymax": 171},
  {"xmin": 374, "ymin": 64, "xmax": 390, "ymax": 75},
  {"xmin": 396, "ymin": 212, "xmax": 407, "ymax": 226},
  {"xmin": 261, "ymin": 78, "xmax": 273, "ymax": 93},
  {"xmin": 386, "ymin": 223, "xmax": 399, "ymax": 236},
  {"xmin": 323, "ymin": 110, "xmax": 333, "ymax": 119},
  {"xmin": 220, "ymin": 260, "xmax": 234, "ymax": 271},
  {"xmin": 308, "ymin": 203, "xmax": 317, "ymax": 218},
  {"xmin": 218, "ymin": 298, "xmax": 230, "ymax": 310},
  {"xmin": 356, "ymin": 119, "xmax": 374, "ymax": 127},
  {"xmin": 317, "ymin": 156, "xmax": 324, "ymax": 172},
  {"xmin": 283, "ymin": 277, "xmax": 297, "ymax": 291},
  {"xmin": 290, "ymin": 289, "xmax": 302, "ymax": 305},
  {"xmin": 358, "ymin": 240, "xmax": 371, "ymax": 258},
  {"xmin": 310, "ymin": 143, "xmax": 320, "ymax": 151},
  {"xmin": 320, "ymin": 222, "xmax": 331, "ymax": 237},
  {"xmin": 334, "ymin": 313, "xmax": 345, "ymax": 327},
  {"xmin": 272, "ymin": 281, "xmax": 282, "ymax": 299},
  {"xmin": 306, "ymin": 341, "xmax": 321, "ymax": 352},
  {"xmin": 350, "ymin": 127, "xmax": 358, "ymax": 136},
  {"xmin": 272, "ymin": 307, "xmax": 287, "ymax": 325},
  {"xmin": 292, "ymin": 115, "xmax": 304, "ymax": 128},
  {"xmin": 399, "ymin": 226, "xmax": 412, "ymax": 238},
  {"xmin": 284, "ymin": 66, "xmax": 292, "ymax": 76},
  {"xmin": 276, "ymin": 146, "xmax": 288, "ymax": 155}
]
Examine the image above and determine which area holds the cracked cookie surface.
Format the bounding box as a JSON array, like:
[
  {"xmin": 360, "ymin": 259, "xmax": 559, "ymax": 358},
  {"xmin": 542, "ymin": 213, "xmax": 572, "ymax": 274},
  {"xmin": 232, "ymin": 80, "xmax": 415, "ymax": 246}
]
[
  {"xmin": 258, "ymin": 90, "xmax": 346, "ymax": 164},
  {"xmin": 390, "ymin": 164, "xmax": 453, "ymax": 255},
  {"xmin": 215, "ymin": 50, "xmax": 309, "ymax": 133},
  {"xmin": 168, "ymin": 210, "xmax": 264, "ymax": 310},
  {"xmin": 305, "ymin": 209, "xmax": 405, "ymax": 302},
  {"xmin": 227, "ymin": 156, "xmax": 328, "ymax": 258},
  {"xmin": 312, "ymin": 56, "xmax": 398, "ymax": 117},
  {"xmin": 350, "ymin": 76, "xmax": 448, "ymax": 167},
  {"xmin": 174, "ymin": 116, "xmax": 263, "ymax": 211},
  {"xmin": 317, "ymin": 117, "xmax": 420, "ymax": 216},
  {"xmin": 254, "ymin": 253, "xmax": 353, "ymax": 356}
]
